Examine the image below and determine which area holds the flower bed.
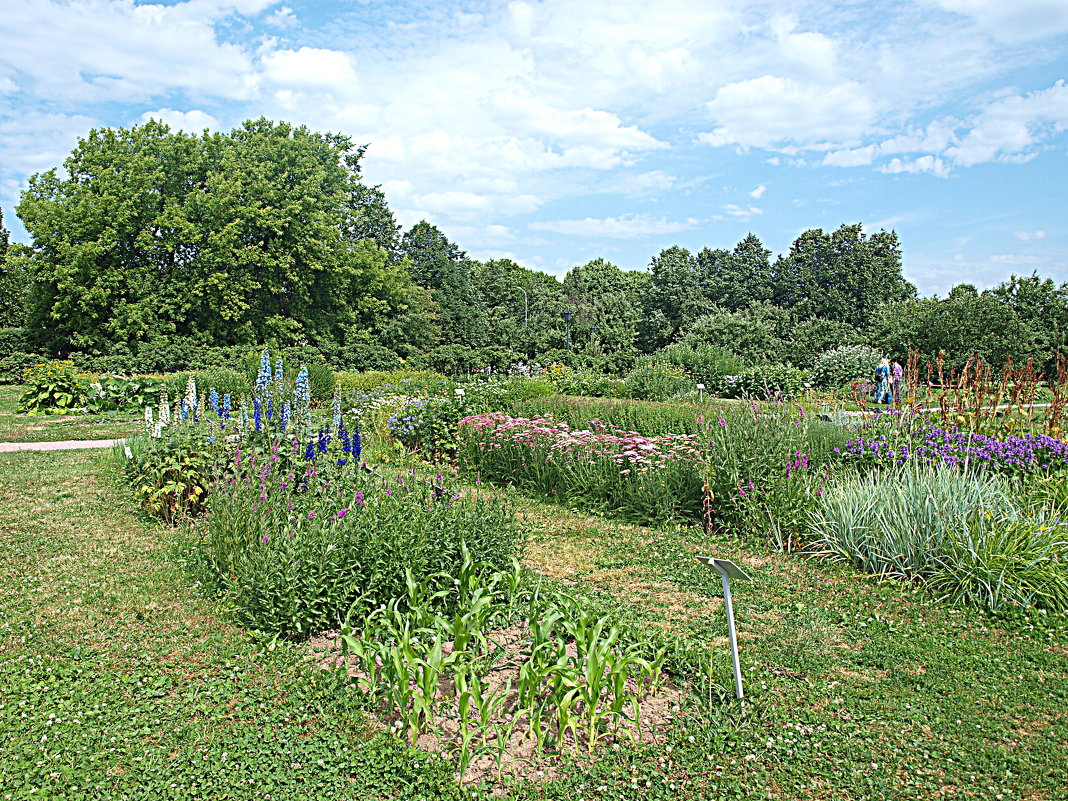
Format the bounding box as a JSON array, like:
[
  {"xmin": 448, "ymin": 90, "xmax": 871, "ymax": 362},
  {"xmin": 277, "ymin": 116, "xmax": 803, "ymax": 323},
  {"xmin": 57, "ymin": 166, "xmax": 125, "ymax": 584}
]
[
  {"xmin": 457, "ymin": 412, "xmax": 705, "ymax": 522},
  {"xmin": 838, "ymin": 423, "xmax": 1068, "ymax": 474}
]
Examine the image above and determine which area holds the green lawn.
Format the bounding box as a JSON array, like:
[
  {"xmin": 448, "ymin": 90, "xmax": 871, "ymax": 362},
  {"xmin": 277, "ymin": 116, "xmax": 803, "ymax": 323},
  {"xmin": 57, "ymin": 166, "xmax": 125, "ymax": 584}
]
[
  {"xmin": 0, "ymin": 385, "xmax": 142, "ymax": 443},
  {"xmin": 1, "ymin": 449, "xmax": 1065, "ymax": 799}
]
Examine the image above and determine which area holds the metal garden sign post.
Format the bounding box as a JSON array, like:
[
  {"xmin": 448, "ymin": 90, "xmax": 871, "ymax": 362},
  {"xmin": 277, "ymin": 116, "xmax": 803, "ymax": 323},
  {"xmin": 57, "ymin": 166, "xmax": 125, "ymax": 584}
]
[{"xmin": 695, "ymin": 555, "xmax": 752, "ymax": 701}]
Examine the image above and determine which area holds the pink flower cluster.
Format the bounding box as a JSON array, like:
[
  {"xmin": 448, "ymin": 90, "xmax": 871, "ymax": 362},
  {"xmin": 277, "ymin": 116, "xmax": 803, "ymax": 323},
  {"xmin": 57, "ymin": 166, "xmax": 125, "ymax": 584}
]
[{"xmin": 459, "ymin": 412, "xmax": 704, "ymax": 471}]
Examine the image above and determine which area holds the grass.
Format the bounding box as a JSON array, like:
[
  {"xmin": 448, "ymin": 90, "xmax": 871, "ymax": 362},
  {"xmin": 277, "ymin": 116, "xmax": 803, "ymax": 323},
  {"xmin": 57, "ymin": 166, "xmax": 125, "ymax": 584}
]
[
  {"xmin": 0, "ymin": 385, "xmax": 142, "ymax": 443},
  {"xmin": 1, "ymin": 447, "xmax": 1066, "ymax": 799}
]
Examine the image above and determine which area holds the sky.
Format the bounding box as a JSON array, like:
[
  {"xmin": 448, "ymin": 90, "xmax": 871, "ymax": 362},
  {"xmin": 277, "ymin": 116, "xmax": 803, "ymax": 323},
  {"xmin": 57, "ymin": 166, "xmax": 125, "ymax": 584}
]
[{"xmin": 1, "ymin": 0, "xmax": 1066, "ymax": 295}]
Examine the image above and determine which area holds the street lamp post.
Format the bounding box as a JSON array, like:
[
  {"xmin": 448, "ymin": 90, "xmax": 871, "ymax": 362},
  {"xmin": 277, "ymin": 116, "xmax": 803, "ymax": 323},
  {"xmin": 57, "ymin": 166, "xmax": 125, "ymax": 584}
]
[
  {"xmin": 515, "ymin": 286, "xmax": 528, "ymax": 325},
  {"xmin": 564, "ymin": 309, "xmax": 572, "ymax": 352}
]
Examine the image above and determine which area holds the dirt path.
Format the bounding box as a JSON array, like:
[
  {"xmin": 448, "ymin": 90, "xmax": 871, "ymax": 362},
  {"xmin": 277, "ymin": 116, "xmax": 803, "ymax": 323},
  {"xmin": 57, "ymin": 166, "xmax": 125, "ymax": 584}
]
[{"xmin": 0, "ymin": 438, "xmax": 125, "ymax": 452}]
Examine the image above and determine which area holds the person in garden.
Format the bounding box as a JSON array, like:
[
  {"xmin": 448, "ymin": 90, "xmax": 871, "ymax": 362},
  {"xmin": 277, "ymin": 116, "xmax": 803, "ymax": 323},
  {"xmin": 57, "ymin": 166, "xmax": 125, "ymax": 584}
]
[
  {"xmin": 890, "ymin": 358, "xmax": 904, "ymax": 405},
  {"xmin": 874, "ymin": 358, "xmax": 892, "ymax": 405}
]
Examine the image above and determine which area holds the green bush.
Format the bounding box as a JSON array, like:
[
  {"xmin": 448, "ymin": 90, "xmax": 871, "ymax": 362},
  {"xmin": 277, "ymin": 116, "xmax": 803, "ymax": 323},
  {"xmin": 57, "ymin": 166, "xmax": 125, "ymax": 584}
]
[
  {"xmin": 0, "ymin": 328, "xmax": 29, "ymax": 354},
  {"xmin": 0, "ymin": 352, "xmax": 48, "ymax": 384},
  {"xmin": 512, "ymin": 395, "xmax": 721, "ymax": 436},
  {"xmin": 553, "ymin": 368, "xmax": 627, "ymax": 398},
  {"xmin": 652, "ymin": 344, "xmax": 744, "ymax": 387},
  {"xmin": 192, "ymin": 367, "xmax": 249, "ymax": 400},
  {"xmin": 812, "ymin": 344, "xmax": 883, "ymax": 388},
  {"xmin": 715, "ymin": 364, "xmax": 811, "ymax": 399},
  {"xmin": 386, "ymin": 395, "xmax": 467, "ymax": 459},
  {"xmin": 624, "ymin": 362, "xmax": 691, "ymax": 401},
  {"xmin": 119, "ymin": 433, "xmax": 216, "ymax": 524},
  {"xmin": 18, "ymin": 360, "xmax": 89, "ymax": 414},
  {"xmin": 335, "ymin": 369, "xmax": 453, "ymax": 397}
]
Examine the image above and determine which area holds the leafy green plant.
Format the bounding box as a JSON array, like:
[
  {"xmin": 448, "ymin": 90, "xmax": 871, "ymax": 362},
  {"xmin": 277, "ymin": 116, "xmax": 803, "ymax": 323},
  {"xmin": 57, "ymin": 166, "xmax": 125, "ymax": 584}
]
[
  {"xmin": 119, "ymin": 431, "xmax": 217, "ymax": 524},
  {"xmin": 652, "ymin": 344, "xmax": 744, "ymax": 388},
  {"xmin": 0, "ymin": 351, "xmax": 48, "ymax": 384},
  {"xmin": 85, "ymin": 374, "xmax": 166, "ymax": 413},
  {"xmin": 18, "ymin": 360, "xmax": 89, "ymax": 414},
  {"xmin": 624, "ymin": 361, "xmax": 691, "ymax": 401}
]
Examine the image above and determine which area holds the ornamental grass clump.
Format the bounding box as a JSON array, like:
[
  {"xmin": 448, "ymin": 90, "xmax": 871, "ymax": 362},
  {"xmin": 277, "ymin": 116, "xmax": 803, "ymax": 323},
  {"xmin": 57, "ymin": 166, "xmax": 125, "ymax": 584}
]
[
  {"xmin": 811, "ymin": 466, "xmax": 1068, "ymax": 613},
  {"xmin": 185, "ymin": 463, "xmax": 521, "ymax": 635},
  {"xmin": 458, "ymin": 412, "xmax": 705, "ymax": 523}
]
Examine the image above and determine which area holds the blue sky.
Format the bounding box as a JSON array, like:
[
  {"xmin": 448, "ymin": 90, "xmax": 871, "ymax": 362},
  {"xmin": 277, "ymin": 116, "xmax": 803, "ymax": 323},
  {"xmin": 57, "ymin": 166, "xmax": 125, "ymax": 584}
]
[{"xmin": 1, "ymin": 0, "xmax": 1066, "ymax": 294}]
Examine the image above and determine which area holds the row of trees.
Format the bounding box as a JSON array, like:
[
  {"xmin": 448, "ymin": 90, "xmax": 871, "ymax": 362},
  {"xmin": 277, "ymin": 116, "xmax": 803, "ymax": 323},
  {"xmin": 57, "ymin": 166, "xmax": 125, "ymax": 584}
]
[{"xmin": 0, "ymin": 117, "xmax": 1065, "ymax": 376}]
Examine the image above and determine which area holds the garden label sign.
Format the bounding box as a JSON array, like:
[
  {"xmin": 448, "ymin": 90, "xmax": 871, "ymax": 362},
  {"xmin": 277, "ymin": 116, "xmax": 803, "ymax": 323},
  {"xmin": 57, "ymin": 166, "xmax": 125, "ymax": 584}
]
[{"xmin": 695, "ymin": 555, "xmax": 752, "ymax": 701}]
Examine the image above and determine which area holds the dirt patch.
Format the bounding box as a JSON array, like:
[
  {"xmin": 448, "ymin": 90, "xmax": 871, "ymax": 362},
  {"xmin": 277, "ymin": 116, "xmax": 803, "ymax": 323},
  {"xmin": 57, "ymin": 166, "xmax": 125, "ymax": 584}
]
[{"xmin": 310, "ymin": 623, "xmax": 685, "ymax": 789}]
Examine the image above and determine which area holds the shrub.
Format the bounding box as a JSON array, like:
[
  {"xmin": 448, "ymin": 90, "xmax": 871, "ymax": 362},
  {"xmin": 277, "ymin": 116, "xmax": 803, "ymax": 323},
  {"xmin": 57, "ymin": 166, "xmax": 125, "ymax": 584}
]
[
  {"xmin": 120, "ymin": 432, "xmax": 215, "ymax": 524},
  {"xmin": 18, "ymin": 360, "xmax": 88, "ymax": 414},
  {"xmin": 183, "ymin": 464, "xmax": 521, "ymax": 634},
  {"xmin": 335, "ymin": 369, "xmax": 453, "ymax": 397},
  {"xmin": 812, "ymin": 344, "xmax": 883, "ymax": 388},
  {"xmin": 624, "ymin": 362, "xmax": 691, "ymax": 401},
  {"xmin": 553, "ymin": 368, "xmax": 627, "ymax": 398},
  {"xmin": 714, "ymin": 364, "xmax": 811, "ymax": 399},
  {"xmin": 0, "ymin": 352, "xmax": 48, "ymax": 384},
  {"xmin": 652, "ymin": 344, "xmax": 744, "ymax": 387},
  {"xmin": 192, "ymin": 367, "xmax": 249, "ymax": 400},
  {"xmin": 0, "ymin": 327, "xmax": 29, "ymax": 354}
]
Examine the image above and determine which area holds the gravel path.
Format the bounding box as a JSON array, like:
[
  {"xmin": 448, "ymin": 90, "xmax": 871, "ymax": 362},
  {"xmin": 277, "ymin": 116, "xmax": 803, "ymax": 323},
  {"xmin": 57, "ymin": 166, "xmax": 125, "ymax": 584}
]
[{"xmin": 0, "ymin": 438, "xmax": 125, "ymax": 453}]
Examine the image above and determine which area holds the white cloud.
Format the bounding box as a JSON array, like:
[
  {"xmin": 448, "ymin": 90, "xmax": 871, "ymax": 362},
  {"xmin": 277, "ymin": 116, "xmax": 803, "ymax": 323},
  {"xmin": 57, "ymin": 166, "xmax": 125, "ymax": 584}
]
[
  {"xmin": 261, "ymin": 47, "xmax": 359, "ymax": 91},
  {"xmin": 139, "ymin": 108, "xmax": 220, "ymax": 132},
  {"xmin": 748, "ymin": 184, "xmax": 767, "ymax": 199},
  {"xmin": 1014, "ymin": 230, "xmax": 1046, "ymax": 240},
  {"xmin": 723, "ymin": 204, "xmax": 763, "ymax": 221},
  {"xmin": 530, "ymin": 213, "xmax": 698, "ymax": 238},
  {"xmin": 880, "ymin": 155, "xmax": 951, "ymax": 177},
  {"xmin": 934, "ymin": 0, "xmax": 1068, "ymax": 42},
  {"xmin": 265, "ymin": 5, "xmax": 297, "ymax": 28},
  {"xmin": 700, "ymin": 76, "xmax": 876, "ymax": 149},
  {"xmin": 989, "ymin": 253, "xmax": 1049, "ymax": 265},
  {"xmin": 822, "ymin": 145, "xmax": 876, "ymax": 167},
  {"xmin": 945, "ymin": 81, "xmax": 1068, "ymax": 167}
]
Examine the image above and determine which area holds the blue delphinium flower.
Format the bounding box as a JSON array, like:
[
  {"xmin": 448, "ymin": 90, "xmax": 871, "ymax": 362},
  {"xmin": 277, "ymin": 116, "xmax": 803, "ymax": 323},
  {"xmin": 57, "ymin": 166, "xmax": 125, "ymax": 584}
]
[
  {"xmin": 294, "ymin": 366, "xmax": 310, "ymax": 415},
  {"xmin": 267, "ymin": 397, "xmax": 273, "ymax": 421},
  {"xmin": 317, "ymin": 429, "xmax": 329, "ymax": 454},
  {"xmin": 331, "ymin": 388, "xmax": 342, "ymax": 435},
  {"xmin": 275, "ymin": 357, "xmax": 284, "ymax": 387},
  {"xmin": 352, "ymin": 427, "xmax": 362, "ymax": 463},
  {"xmin": 209, "ymin": 387, "xmax": 220, "ymax": 416},
  {"xmin": 253, "ymin": 396, "xmax": 262, "ymax": 432},
  {"xmin": 281, "ymin": 402, "xmax": 290, "ymax": 434},
  {"xmin": 305, "ymin": 441, "xmax": 315, "ymax": 460},
  {"xmin": 256, "ymin": 348, "xmax": 272, "ymax": 395},
  {"xmin": 223, "ymin": 393, "xmax": 231, "ymax": 419}
]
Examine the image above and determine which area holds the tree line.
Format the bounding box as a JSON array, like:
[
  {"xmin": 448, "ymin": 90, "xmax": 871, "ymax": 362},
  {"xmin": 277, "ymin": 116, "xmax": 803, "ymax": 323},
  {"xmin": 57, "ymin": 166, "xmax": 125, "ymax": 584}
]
[{"xmin": 0, "ymin": 117, "xmax": 1065, "ymax": 376}]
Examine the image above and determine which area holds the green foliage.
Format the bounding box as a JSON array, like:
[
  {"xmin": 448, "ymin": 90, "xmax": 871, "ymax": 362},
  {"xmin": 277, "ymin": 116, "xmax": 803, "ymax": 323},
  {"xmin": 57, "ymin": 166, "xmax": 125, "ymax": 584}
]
[
  {"xmin": 386, "ymin": 395, "xmax": 468, "ymax": 459},
  {"xmin": 339, "ymin": 557, "xmax": 666, "ymax": 782},
  {"xmin": 120, "ymin": 433, "xmax": 215, "ymax": 524},
  {"xmin": 703, "ymin": 401, "xmax": 845, "ymax": 548},
  {"xmin": 17, "ymin": 360, "xmax": 88, "ymax": 414},
  {"xmin": 192, "ymin": 367, "xmax": 249, "ymax": 399},
  {"xmin": 459, "ymin": 412, "xmax": 705, "ymax": 523},
  {"xmin": 871, "ymin": 290, "xmax": 1036, "ymax": 372},
  {"xmin": 184, "ymin": 465, "xmax": 521, "ymax": 635},
  {"xmin": 772, "ymin": 224, "xmax": 914, "ymax": 327},
  {"xmin": 335, "ymin": 369, "xmax": 453, "ymax": 396},
  {"xmin": 813, "ymin": 344, "xmax": 884, "ymax": 388},
  {"xmin": 652, "ymin": 343, "xmax": 744, "ymax": 387},
  {"xmin": 624, "ymin": 361, "xmax": 691, "ymax": 401},
  {"xmin": 695, "ymin": 233, "xmax": 774, "ymax": 312},
  {"xmin": 0, "ymin": 351, "xmax": 48, "ymax": 384},
  {"xmin": 84, "ymin": 374, "xmax": 166, "ymax": 413},
  {"xmin": 678, "ymin": 303, "xmax": 789, "ymax": 365},
  {"xmin": 18, "ymin": 118, "xmax": 428, "ymax": 354},
  {"xmin": 0, "ymin": 326, "xmax": 28, "ymax": 353},
  {"xmin": 714, "ymin": 364, "xmax": 812, "ymax": 399}
]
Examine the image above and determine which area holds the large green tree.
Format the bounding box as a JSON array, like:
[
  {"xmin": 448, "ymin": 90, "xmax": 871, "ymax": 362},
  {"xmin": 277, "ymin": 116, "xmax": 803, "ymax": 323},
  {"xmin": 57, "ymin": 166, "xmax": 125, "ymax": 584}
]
[
  {"xmin": 695, "ymin": 233, "xmax": 773, "ymax": 312},
  {"xmin": 17, "ymin": 118, "xmax": 425, "ymax": 355},
  {"xmin": 400, "ymin": 221, "xmax": 484, "ymax": 348},
  {"xmin": 562, "ymin": 258, "xmax": 644, "ymax": 358},
  {"xmin": 0, "ymin": 207, "xmax": 26, "ymax": 328},
  {"xmin": 772, "ymin": 224, "xmax": 914, "ymax": 328}
]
